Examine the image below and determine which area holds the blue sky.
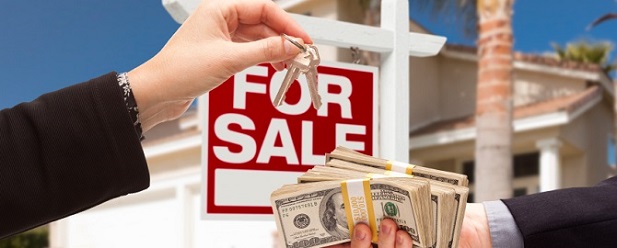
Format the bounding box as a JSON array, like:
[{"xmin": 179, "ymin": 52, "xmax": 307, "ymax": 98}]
[
  {"xmin": 411, "ymin": 0, "xmax": 617, "ymax": 53},
  {"xmin": 1, "ymin": 0, "xmax": 617, "ymax": 109},
  {"xmin": 0, "ymin": 1, "xmax": 179, "ymax": 109}
]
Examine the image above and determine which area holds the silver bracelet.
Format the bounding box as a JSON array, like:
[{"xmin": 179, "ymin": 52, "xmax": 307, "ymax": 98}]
[{"xmin": 117, "ymin": 72, "xmax": 144, "ymax": 141}]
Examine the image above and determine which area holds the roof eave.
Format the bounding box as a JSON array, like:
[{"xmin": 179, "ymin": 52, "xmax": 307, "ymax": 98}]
[
  {"xmin": 143, "ymin": 133, "xmax": 201, "ymax": 158},
  {"xmin": 276, "ymin": 0, "xmax": 307, "ymax": 10},
  {"xmin": 441, "ymin": 49, "xmax": 613, "ymax": 96},
  {"xmin": 409, "ymin": 96, "xmax": 602, "ymax": 150}
]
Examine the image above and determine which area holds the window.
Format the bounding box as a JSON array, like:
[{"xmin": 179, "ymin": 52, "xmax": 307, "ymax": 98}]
[
  {"xmin": 513, "ymin": 188, "xmax": 527, "ymax": 197},
  {"xmin": 462, "ymin": 161, "xmax": 475, "ymax": 184},
  {"xmin": 463, "ymin": 152, "xmax": 540, "ymax": 202},
  {"xmin": 462, "ymin": 152, "xmax": 539, "ymax": 182},
  {"xmin": 513, "ymin": 153, "xmax": 539, "ymax": 178}
]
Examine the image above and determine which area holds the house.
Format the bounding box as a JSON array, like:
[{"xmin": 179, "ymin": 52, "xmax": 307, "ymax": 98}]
[
  {"xmin": 50, "ymin": 0, "xmax": 615, "ymax": 247},
  {"xmin": 409, "ymin": 44, "xmax": 614, "ymax": 201}
]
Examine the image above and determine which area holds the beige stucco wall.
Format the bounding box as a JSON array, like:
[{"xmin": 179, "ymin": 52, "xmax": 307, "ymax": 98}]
[
  {"xmin": 420, "ymin": 158, "xmax": 457, "ymax": 173},
  {"xmin": 562, "ymin": 154, "xmax": 586, "ymax": 188},
  {"xmin": 336, "ymin": 1, "xmax": 364, "ymax": 25},
  {"xmin": 286, "ymin": 0, "xmax": 337, "ymax": 21},
  {"xmin": 410, "ymin": 139, "xmax": 475, "ymax": 165},
  {"xmin": 560, "ymin": 99, "xmax": 613, "ymax": 186},
  {"xmin": 561, "ymin": 110, "xmax": 591, "ymax": 152},
  {"xmin": 514, "ymin": 70, "xmax": 586, "ymax": 106},
  {"xmin": 582, "ymin": 101, "xmax": 613, "ymax": 184},
  {"xmin": 285, "ymin": 0, "xmax": 339, "ymax": 62},
  {"xmin": 409, "ymin": 56, "xmax": 441, "ymax": 128},
  {"xmin": 559, "ymin": 115, "xmax": 588, "ymax": 188},
  {"xmin": 146, "ymin": 146, "xmax": 201, "ymax": 175},
  {"xmin": 436, "ymin": 57, "xmax": 477, "ymax": 120}
]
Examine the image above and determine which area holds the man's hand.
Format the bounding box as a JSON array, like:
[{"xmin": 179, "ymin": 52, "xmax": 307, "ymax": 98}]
[
  {"xmin": 326, "ymin": 218, "xmax": 413, "ymax": 248},
  {"xmin": 326, "ymin": 203, "xmax": 493, "ymax": 248},
  {"xmin": 458, "ymin": 203, "xmax": 492, "ymax": 248}
]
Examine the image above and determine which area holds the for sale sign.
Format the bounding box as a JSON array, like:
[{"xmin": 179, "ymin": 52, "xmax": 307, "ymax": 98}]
[{"xmin": 201, "ymin": 62, "xmax": 378, "ymax": 220}]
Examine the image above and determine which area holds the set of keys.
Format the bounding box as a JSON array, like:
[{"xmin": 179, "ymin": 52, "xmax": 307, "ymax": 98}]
[{"xmin": 273, "ymin": 34, "xmax": 322, "ymax": 110}]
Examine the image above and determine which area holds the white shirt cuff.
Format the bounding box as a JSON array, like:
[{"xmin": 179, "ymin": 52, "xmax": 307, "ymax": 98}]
[{"xmin": 483, "ymin": 200, "xmax": 524, "ymax": 248}]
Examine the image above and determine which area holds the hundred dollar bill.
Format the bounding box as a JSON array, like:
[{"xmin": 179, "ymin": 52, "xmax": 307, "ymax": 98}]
[{"xmin": 271, "ymin": 178, "xmax": 433, "ymax": 248}]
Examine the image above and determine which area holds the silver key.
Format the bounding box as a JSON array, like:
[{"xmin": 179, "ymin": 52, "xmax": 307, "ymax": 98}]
[
  {"xmin": 273, "ymin": 64, "xmax": 300, "ymax": 107},
  {"xmin": 273, "ymin": 47, "xmax": 314, "ymax": 107},
  {"xmin": 304, "ymin": 45, "xmax": 322, "ymax": 109}
]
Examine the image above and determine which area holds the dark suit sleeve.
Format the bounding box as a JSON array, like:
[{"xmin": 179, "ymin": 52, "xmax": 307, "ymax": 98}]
[
  {"xmin": 0, "ymin": 72, "xmax": 149, "ymax": 239},
  {"xmin": 502, "ymin": 176, "xmax": 617, "ymax": 248}
]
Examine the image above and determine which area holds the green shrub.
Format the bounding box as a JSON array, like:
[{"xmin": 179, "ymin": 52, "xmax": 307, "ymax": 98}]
[{"xmin": 0, "ymin": 226, "xmax": 48, "ymax": 248}]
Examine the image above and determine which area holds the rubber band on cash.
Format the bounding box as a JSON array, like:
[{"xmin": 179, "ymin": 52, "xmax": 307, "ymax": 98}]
[
  {"xmin": 365, "ymin": 173, "xmax": 386, "ymax": 179},
  {"xmin": 385, "ymin": 160, "xmax": 415, "ymax": 175},
  {"xmin": 340, "ymin": 178, "xmax": 378, "ymax": 242},
  {"xmin": 366, "ymin": 171, "xmax": 411, "ymax": 179}
]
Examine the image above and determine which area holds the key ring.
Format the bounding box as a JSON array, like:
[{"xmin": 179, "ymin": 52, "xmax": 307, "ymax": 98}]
[{"xmin": 282, "ymin": 33, "xmax": 306, "ymax": 53}]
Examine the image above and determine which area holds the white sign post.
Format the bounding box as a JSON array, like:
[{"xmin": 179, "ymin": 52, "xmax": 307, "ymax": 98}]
[{"xmin": 163, "ymin": 0, "xmax": 446, "ymax": 220}]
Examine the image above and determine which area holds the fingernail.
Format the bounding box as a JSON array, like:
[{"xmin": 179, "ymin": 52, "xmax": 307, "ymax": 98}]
[
  {"xmin": 381, "ymin": 225, "xmax": 391, "ymax": 235},
  {"xmin": 396, "ymin": 233, "xmax": 404, "ymax": 245},
  {"xmin": 284, "ymin": 39, "xmax": 294, "ymax": 55},
  {"xmin": 354, "ymin": 229, "xmax": 366, "ymax": 241}
]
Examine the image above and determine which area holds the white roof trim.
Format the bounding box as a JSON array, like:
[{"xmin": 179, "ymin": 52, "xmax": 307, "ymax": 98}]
[
  {"xmin": 513, "ymin": 61, "xmax": 605, "ymax": 83},
  {"xmin": 441, "ymin": 49, "xmax": 476, "ymax": 62},
  {"xmin": 409, "ymin": 112, "xmax": 567, "ymax": 149},
  {"xmin": 143, "ymin": 134, "xmax": 201, "ymax": 158},
  {"xmin": 410, "ymin": 125, "xmax": 478, "ymax": 150},
  {"xmin": 409, "ymin": 95, "xmax": 601, "ymax": 150},
  {"xmin": 598, "ymin": 73, "xmax": 614, "ymax": 97},
  {"xmin": 570, "ymin": 95, "xmax": 602, "ymax": 120},
  {"xmin": 179, "ymin": 116, "xmax": 199, "ymax": 130},
  {"xmin": 276, "ymin": 0, "xmax": 307, "ymax": 9}
]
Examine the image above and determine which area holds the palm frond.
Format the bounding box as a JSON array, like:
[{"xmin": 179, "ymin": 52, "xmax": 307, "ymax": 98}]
[
  {"xmin": 587, "ymin": 13, "xmax": 617, "ymax": 30},
  {"xmin": 410, "ymin": 0, "xmax": 478, "ymax": 39},
  {"xmin": 551, "ymin": 40, "xmax": 615, "ymax": 73}
]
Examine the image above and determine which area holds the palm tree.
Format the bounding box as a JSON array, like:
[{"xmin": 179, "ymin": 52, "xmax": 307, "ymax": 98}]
[
  {"xmin": 357, "ymin": 0, "xmax": 516, "ymax": 201},
  {"xmin": 551, "ymin": 40, "xmax": 615, "ymax": 74},
  {"xmin": 474, "ymin": 0, "xmax": 515, "ymax": 201},
  {"xmin": 403, "ymin": 0, "xmax": 515, "ymax": 201}
]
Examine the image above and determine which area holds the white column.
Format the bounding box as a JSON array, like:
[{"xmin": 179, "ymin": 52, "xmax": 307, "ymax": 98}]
[
  {"xmin": 49, "ymin": 219, "xmax": 69, "ymax": 247},
  {"xmin": 536, "ymin": 138, "xmax": 562, "ymax": 192},
  {"xmin": 176, "ymin": 185, "xmax": 193, "ymax": 248}
]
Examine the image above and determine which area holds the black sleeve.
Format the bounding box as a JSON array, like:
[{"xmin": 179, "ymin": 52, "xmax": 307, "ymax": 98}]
[
  {"xmin": 502, "ymin": 176, "xmax": 617, "ymax": 248},
  {"xmin": 0, "ymin": 72, "xmax": 150, "ymax": 239}
]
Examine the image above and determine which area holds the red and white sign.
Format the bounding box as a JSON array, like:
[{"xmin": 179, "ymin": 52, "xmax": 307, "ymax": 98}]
[{"xmin": 201, "ymin": 62, "xmax": 378, "ymax": 220}]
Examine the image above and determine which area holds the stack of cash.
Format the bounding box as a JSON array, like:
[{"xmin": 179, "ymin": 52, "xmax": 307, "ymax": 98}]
[
  {"xmin": 326, "ymin": 146, "xmax": 469, "ymax": 187},
  {"xmin": 271, "ymin": 146, "xmax": 469, "ymax": 248}
]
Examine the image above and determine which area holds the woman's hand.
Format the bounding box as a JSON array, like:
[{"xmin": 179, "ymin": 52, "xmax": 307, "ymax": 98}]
[{"xmin": 128, "ymin": 0, "xmax": 311, "ymax": 131}]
